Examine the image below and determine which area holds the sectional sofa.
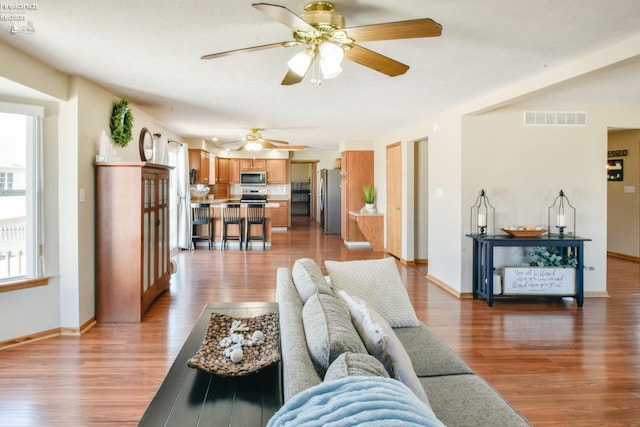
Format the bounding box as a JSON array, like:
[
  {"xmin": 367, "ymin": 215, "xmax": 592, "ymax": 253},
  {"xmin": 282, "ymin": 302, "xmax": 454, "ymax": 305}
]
[{"xmin": 271, "ymin": 258, "xmax": 532, "ymax": 426}]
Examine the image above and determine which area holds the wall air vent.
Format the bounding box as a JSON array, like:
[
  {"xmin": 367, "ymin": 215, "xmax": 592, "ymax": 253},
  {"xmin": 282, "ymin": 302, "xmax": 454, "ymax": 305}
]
[{"xmin": 523, "ymin": 111, "xmax": 587, "ymax": 127}]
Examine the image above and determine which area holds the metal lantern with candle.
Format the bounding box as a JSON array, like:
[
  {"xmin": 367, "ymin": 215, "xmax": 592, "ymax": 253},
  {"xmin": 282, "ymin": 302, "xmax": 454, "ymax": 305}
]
[
  {"xmin": 470, "ymin": 189, "xmax": 495, "ymax": 236},
  {"xmin": 547, "ymin": 189, "xmax": 576, "ymax": 237}
]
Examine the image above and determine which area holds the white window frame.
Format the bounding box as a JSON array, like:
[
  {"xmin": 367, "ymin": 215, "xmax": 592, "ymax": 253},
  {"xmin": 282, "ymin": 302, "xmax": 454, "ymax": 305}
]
[{"xmin": 0, "ymin": 102, "xmax": 45, "ymax": 288}]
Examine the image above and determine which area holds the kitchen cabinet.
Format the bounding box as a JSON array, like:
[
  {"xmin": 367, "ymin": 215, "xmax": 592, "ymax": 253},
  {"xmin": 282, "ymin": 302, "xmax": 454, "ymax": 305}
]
[
  {"xmin": 215, "ymin": 157, "xmax": 230, "ymax": 184},
  {"xmin": 208, "ymin": 156, "xmax": 230, "ymax": 184},
  {"xmin": 270, "ymin": 200, "xmax": 289, "ymax": 228},
  {"xmin": 96, "ymin": 162, "xmax": 171, "ymax": 322},
  {"xmin": 266, "ymin": 159, "xmax": 288, "ymax": 184},
  {"xmin": 189, "ymin": 149, "xmax": 210, "ymax": 184},
  {"xmin": 340, "ymin": 150, "xmax": 374, "ymax": 243},
  {"xmin": 240, "ymin": 158, "xmax": 266, "ymax": 171},
  {"xmin": 229, "ymin": 159, "xmax": 240, "ymax": 184}
]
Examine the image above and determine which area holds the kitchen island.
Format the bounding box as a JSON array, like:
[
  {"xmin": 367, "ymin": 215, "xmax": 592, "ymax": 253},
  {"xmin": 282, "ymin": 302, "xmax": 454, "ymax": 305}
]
[{"xmin": 191, "ymin": 200, "xmax": 281, "ymax": 249}]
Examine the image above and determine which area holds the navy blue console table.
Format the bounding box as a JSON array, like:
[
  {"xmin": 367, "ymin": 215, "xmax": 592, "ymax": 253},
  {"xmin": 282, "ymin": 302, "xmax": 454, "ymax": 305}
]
[{"xmin": 466, "ymin": 234, "xmax": 591, "ymax": 307}]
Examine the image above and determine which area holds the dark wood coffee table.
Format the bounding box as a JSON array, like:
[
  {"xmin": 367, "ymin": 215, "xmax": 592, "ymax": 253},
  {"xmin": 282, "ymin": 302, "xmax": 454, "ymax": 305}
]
[{"xmin": 138, "ymin": 302, "xmax": 281, "ymax": 427}]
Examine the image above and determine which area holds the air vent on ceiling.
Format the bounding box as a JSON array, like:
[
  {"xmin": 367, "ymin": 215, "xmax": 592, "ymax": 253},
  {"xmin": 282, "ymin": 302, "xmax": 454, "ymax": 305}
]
[{"xmin": 523, "ymin": 111, "xmax": 587, "ymax": 127}]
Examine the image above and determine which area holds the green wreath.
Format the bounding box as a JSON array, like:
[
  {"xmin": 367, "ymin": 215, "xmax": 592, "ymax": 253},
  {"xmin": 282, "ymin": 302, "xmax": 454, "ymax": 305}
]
[{"xmin": 110, "ymin": 98, "xmax": 134, "ymax": 148}]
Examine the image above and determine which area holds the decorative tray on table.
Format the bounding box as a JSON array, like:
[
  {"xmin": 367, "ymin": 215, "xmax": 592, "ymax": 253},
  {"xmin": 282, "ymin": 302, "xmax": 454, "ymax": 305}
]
[{"xmin": 501, "ymin": 227, "xmax": 547, "ymax": 237}]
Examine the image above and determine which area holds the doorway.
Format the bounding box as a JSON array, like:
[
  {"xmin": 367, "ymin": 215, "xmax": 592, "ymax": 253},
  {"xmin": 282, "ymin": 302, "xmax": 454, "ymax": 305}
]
[
  {"xmin": 290, "ymin": 161, "xmax": 318, "ymax": 225},
  {"xmin": 606, "ymin": 129, "xmax": 640, "ymax": 262}
]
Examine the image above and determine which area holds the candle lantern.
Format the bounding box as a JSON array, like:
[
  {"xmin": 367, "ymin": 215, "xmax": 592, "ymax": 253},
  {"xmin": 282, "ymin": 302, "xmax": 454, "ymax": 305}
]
[
  {"xmin": 470, "ymin": 189, "xmax": 495, "ymax": 236},
  {"xmin": 547, "ymin": 189, "xmax": 576, "ymax": 237}
]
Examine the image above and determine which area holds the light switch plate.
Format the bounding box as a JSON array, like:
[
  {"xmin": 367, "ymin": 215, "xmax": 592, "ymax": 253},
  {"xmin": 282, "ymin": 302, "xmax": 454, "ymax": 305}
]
[{"xmin": 624, "ymin": 186, "xmax": 635, "ymax": 193}]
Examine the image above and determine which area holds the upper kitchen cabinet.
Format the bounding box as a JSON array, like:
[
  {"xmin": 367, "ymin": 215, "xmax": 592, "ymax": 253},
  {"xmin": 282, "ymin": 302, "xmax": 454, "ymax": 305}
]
[
  {"xmin": 229, "ymin": 159, "xmax": 240, "ymax": 184},
  {"xmin": 266, "ymin": 159, "xmax": 289, "ymax": 184},
  {"xmin": 213, "ymin": 157, "xmax": 230, "ymax": 184},
  {"xmin": 240, "ymin": 158, "xmax": 266, "ymax": 171},
  {"xmin": 188, "ymin": 149, "xmax": 210, "ymax": 184}
]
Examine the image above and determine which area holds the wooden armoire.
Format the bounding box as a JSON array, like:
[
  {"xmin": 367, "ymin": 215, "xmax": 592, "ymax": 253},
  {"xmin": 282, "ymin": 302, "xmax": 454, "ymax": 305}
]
[
  {"xmin": 340, "ymin": 150, "xmax": 374, "ymax": 244},
  {"xmin": 95, "ymin": 162, "xmax": 171, "ymax": 322}
]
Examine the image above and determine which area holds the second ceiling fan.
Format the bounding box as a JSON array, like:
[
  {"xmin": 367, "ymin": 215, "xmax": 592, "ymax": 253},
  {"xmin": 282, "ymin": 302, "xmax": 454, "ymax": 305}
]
[
  {"xmin": 201, "ymin": 2, "xmax": 442, "ymax": 85},
  {"xmin": 223, "ymin": 129, "xmax": 306, "ymax": 151}
]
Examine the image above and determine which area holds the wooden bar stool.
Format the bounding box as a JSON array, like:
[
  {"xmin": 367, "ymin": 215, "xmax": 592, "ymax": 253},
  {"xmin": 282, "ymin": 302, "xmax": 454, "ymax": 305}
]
[
  {"xmin": 221, "ymin": 203, "xmax": 244, "ymax": 250},
  {"xmin": 244, "ymin": 204, "xmax": 267, "ymax": 250},
  {"xmin": 191, "ymin": 203, "xmax": 213, "ymax": 250}
]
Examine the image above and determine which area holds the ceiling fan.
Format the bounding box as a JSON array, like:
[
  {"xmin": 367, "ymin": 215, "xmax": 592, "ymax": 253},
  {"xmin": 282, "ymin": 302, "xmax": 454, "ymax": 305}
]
[
  {"xmin": 222, "ymin": 129, "xmax": 306, "ymax": 151},
  {"xmin": 201, "ymin": 2, "xmax": 442, "ymax": 85}
]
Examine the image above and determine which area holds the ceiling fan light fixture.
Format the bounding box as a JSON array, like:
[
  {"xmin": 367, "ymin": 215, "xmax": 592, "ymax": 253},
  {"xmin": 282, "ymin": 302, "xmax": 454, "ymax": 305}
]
[
  {"xmin": 319, "ymin": 41, "xmax": 343, "ymax": 78},
  {"xmin": 245, "ymin": 141, "xmax": 263, "ymax": 151},
  {"xmin": 287, "ymin": 47, "xmax": 315, "ymax": 76}
]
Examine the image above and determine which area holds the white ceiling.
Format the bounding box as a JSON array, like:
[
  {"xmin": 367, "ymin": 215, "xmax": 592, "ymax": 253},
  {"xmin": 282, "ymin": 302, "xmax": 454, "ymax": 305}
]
[{"xmin": 1, "ymin": 0, "xmax": 639, "ymax": 149}]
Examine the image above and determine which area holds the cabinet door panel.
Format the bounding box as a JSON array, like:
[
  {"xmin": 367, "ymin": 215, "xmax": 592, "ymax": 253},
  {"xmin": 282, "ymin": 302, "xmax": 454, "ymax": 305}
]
[
  {"xmin": 266, "ymin": 159, "xmax": 288, "ymax": 184},
  {"xmin": 229, "ymin": 159, "xmax": 240, "ymax": 183},
  {"xmin": 217, "ymin": 157, "xmax": 230, "ymax": 183}
]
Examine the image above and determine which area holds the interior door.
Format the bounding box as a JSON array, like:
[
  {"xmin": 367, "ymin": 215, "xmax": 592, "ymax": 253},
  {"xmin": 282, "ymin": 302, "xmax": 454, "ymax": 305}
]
[{"xmin": 386, "ymin": 142, "xmax": 402, "ymax": 258}]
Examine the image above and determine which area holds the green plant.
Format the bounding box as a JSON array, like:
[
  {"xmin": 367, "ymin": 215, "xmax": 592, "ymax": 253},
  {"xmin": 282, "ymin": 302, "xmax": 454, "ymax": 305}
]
[
  {"xmin": 527, "ymin": 247, "xmax": 577, "ymax": 267},
  {"xmin": 362, "ymin": 185, "xmax": 375, "ymax": 204}
]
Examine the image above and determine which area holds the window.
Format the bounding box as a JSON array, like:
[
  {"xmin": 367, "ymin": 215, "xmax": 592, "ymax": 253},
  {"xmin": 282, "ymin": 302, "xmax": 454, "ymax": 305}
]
[
  {"xmin": 0, "ymin": 172, "xmax": 14, "ymax": 190},
  {"xmin": 0, "ymin": 102, "xmax": 44, "ymax": 286}
]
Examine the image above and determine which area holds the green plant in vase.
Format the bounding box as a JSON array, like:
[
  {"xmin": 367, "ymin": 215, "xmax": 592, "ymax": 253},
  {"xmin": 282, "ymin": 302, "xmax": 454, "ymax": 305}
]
[{"xmin": 363, "ymin": 185, "xmax": 376, "ymax": 212}]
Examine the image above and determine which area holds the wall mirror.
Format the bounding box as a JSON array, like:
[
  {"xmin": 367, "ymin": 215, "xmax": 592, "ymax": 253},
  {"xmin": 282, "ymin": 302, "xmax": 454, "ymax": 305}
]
[{"xmin": 139, "ymin": 127, "xmax": 154, "ymax": 162}]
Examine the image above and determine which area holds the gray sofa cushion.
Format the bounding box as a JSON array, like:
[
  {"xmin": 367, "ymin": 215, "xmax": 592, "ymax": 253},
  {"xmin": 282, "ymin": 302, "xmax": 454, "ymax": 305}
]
[
  {"xmin": 394, "ymin": 324, "xmax": 473, "ymax": 377},
  {"xmin": 325, "ymin": 258, "xmax": 420, "ymax": 327},
  {"xmin": 302, "ymin": 293, "xmax": 368, "ymax": 376},
  {"xmin": 421, "ymin": 375, "xmax": 533, "ymax": 427},
  {"xmin": 324, "ymin": 352, "xmax": 389, "ymax": 382},
  {"xmin": 276, "ymin": 268, "xmax": 322, "ymax": 401},
  {"xmin": 292, "ymin": 258, "xmax": 332, "ymax": 303}
]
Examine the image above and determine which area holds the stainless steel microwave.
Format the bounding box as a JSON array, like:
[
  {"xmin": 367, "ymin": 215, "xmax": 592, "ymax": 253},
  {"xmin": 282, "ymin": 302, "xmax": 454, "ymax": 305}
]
[{"xmin": 240, "ymin": 171, "xmax": 267, "ymax": 186}]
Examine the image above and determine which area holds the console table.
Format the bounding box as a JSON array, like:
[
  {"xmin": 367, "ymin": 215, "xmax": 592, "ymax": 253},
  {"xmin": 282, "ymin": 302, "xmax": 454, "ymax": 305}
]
[
  {"xmin": 138, "ymin": 302, "xmax": 281, "ymax": 427},
  {"xmin": 466, "ymin": 234, "xmax": 591, "ymax": 307}
]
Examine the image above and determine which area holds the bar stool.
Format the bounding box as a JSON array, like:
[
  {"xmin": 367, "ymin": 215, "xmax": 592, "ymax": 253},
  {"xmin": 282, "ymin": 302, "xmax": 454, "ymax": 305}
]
[
  {"xmin": 221, "ymin": 203, "xmax": 244, "ymax": 250},
  {"xmin": 244, "ymin": 204, "xmax": 267, "ymax": 250},
  {"xmin": 191, "ymin": 203, "xmax": 213, "ymax": 250}
]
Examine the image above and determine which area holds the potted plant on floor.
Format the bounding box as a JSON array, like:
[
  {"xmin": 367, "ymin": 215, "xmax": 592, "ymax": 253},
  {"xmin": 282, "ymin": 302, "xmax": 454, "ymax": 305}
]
[{"xmin": 363, "ymin": 185, "xmax": 376, "ymax": 213}]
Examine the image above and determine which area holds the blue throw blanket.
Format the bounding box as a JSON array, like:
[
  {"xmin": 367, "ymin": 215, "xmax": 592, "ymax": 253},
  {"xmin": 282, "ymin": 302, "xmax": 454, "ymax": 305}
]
[{"xmin": 268, "ymin": 376, "xmax": 446, "ymax": 426}]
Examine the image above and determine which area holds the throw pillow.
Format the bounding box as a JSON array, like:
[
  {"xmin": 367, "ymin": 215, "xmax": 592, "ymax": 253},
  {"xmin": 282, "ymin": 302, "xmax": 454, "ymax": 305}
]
[
  {"xmin": 324, "ymin": 352, "xmax": 390, "ymax": 382},
  {"xmin": 339, "ymin": 290, "xmax": 431, "ymax": 406},
  {"xmin": 292, "ymin": 258, "xmax": 332, "ymax": 304},
  {"xmin": 325, "ymin": 258, "xmax": 420, "ymax": 327},
  {"xmin": 302, "ymin": 293, "xmax": 368, "ymax": 376}
]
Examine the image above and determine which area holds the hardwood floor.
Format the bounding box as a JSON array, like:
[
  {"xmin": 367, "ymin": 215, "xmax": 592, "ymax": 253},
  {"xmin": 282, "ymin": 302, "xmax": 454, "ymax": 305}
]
[{"xmin": 0, "ymin": 215, "xmax": 639, "ymax": 426}]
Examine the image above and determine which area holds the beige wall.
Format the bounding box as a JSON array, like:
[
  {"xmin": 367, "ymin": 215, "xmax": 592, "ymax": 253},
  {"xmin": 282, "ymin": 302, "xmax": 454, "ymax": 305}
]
[
  {"xmin": 607, "ymin": 129, "xmax": 640, "ymax": 257},
  {"xmin": 461, "ymin": 105, "xmax": 608, "ymax": 295},
  {"xmin": 0, "ymin": 41, "xmax": 184, "ymax": 342}
]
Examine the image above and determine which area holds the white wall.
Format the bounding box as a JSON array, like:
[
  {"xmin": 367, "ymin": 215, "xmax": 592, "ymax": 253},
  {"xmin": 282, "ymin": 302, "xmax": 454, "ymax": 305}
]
[
  {"xmin": 0, "ymin": 42, "xmax": 185, "ymax": 342},
  {"xmin": 461, "ymin": 105, "xmax": 609, "ymax": 295}
]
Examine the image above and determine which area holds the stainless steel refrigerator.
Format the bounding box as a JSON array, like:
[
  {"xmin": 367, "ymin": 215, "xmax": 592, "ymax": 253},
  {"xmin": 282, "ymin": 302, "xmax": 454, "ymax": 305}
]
[{"xmin": 320, "ymin": 169, "xmax": 341, "ymax": 234}]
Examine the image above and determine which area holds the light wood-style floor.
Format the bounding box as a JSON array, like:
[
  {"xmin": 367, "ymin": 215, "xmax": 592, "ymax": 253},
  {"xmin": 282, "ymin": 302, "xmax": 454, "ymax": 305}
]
[{"xmin": 0, "ymin": 216, "xmax": 639, "ymax": 426}]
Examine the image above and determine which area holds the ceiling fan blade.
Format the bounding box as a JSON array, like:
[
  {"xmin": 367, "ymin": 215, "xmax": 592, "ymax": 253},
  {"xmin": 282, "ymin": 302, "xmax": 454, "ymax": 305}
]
[
  {"xmin": 252, "ymin": 3, "xmax": 317, "ymax": 33},
  {"xmin": 261, "ymin": 141, "xmax": 279, "ymax": 149},
  {"xmin": 201, "ymin": 42, "xmax": 286, "ymax": 60},
  {"xmin": 263, "ymin": 143, "xmax": 306, "ymax": 151},
  {"xmin": 345, "ymin": 18, "xmax": 442, "ymax": 42},
  {"xmin": 235, "ymin": 142, "xmax": 248, "ymax": 151},
  {"xmin": 344, "ymin": 44, "xmax": 409, "ymax": 77},
  {"xmin": 264, "ymin": 138, "xmax": 290, "ymax": 145}
]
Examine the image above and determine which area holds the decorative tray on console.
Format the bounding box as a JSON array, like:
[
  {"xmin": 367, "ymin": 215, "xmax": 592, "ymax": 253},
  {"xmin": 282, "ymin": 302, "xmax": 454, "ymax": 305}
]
[{"xmin": 501, "ymin": 227, "xmax": 547, "ymax": 237}]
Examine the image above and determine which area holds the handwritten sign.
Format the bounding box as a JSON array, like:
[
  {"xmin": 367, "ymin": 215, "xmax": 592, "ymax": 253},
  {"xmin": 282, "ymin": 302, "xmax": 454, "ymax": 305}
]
[{"xmin": 502, "ymin": 267, "xmax": 575, "ymax": 295}]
